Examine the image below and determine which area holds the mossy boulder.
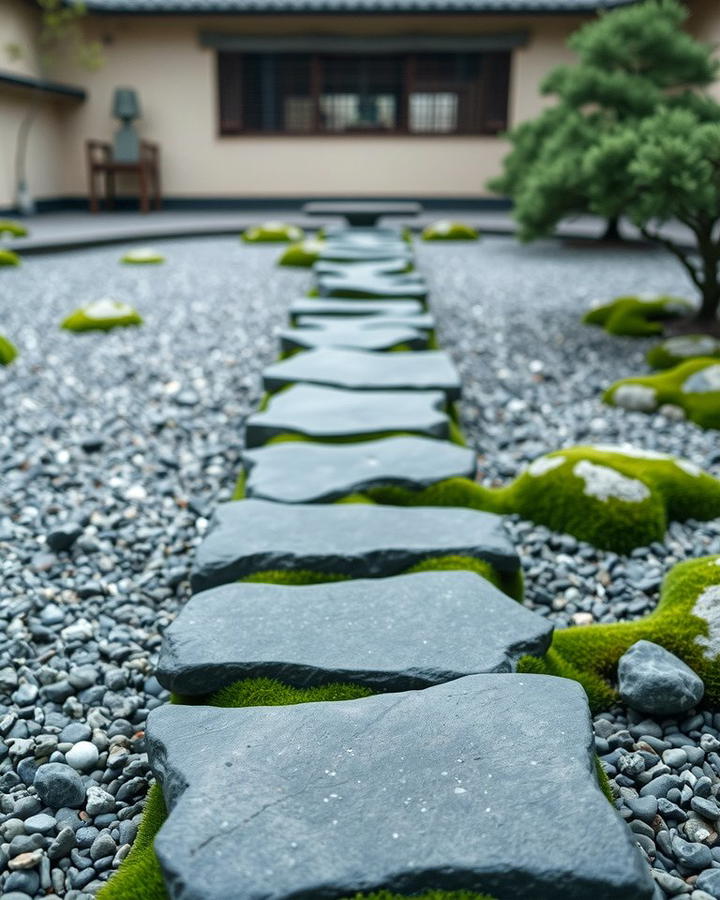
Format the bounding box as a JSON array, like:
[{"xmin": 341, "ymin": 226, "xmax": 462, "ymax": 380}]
[
  {"xmin": 242, "ymin": 221, "xmax": 304, "ymax": 243},
  {"xmin": 421, "ymin": 221, "xmax": 479, "ymax": 241},
  {"xmin": 61, "ymin": 298, "xmax": 143, "ymax": 333},
  {"xmin": 278, "ymin": 238, "xmax": 325, "ymax": 267},
  {"xmin": 0, "ymin": 335, "xmax": 18, "ymax": 365},
  {"xmin": 0, "ymin": 219, "xmax": 28, "ymax": 238},
  {"xmin": 121, "ymin": 247, "xmax": 165, "ymax": 264},
  {"xmin": 647, "ymin": 334, "xmax": 720, "ymax": 370},
  {"xmin": 0, "ymin": 249, "xmax": 20, "ymax": 267},
  {"xmin": 582, "ymin": 294, "xmax": 694, "ymax": 336},
  {"xmin": 605, "ymin": 358, "xmax": 720, "ymax": 429},
  {"xmin": 519, "ymin": 555, "xmax": 720, "ymax": 713}
]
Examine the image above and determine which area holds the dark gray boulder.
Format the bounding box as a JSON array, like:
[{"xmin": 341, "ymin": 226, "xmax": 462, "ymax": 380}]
[
  {"xmin": 157, "ymin": 571, "xmax": 553, "ymax": 695},
  {"xmin": 278, "ymin": 323, "xmax": 428, "ymax": 353},
  {"xmin": 190, "ymin": 498, "xmax": 519, "ymax": 593},
  {"xmin": 289, "ymin": 298, "xmax": 424, "ymax": 321},
  {"xmin": 617, "ymin": 640, "xmax": 704, "ymax": 715},
  {"xmin": 242, "ymin": 435, "xmax": 476, "ymax": 503},
  {"xmin": 146, "ymin": 675, "xmax": 654, "ymax": 900},
  {"xmin": 244, "ymin": 384, "xmax": 449, "ymax": 447},
  {"xmin": 262, "ymin": 348, "xmax": 461, "ymax": 399}
]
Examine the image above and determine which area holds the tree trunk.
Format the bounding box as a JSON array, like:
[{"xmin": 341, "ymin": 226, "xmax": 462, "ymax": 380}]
[
  {"xmin": 601, "ymin": 216, "xmax": 622, "ymax": 242},
  {"xmin": 695, "ymin": 233, "xmax": 720, "ymax": 325}
]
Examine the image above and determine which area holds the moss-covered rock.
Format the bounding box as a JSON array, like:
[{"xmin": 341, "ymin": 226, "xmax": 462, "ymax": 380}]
[
  {"xmin": 0, "ymin": 219, "xmax": 28, "ymax": 238},
  {"xmin": 647, "ymin": 334, "xmax": 720, "ymax": 370},
  {"xmin": 61, "ymin": 298, "xmax": 143, "ymax": 333},
  {"xmin": 120, "ymin": 247, "xmax": 165, "ymax": 265},
  {"xmin": 421, "ymin": 221, "xmax": 479, "ymax": 241},
  {"xmin": 519, "ymin": 555, "xmax": 720, "ymax": 713},
  {"xmin": 582, "ymin": 294, "xmax": 694, "ymax": 336},
  {"xmin": 0, "ymin": 335, "xmax": 18, "ymax": 365},
  {"xmin": 242, "ymin": 221, "xmax": 304, "ymax": 243},
  {"xmin": 278, "ymin": 238, "xmax": 325, "ymax": 267},
  {"xmin": 605, "ymin": 358, "xmax": 720, "ymax": 429},
  {"xmin": 0, "ymin": 249, "xmax": 20, "ymax": 267}
]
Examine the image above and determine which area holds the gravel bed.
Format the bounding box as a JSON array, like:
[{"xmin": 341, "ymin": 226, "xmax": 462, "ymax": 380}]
[{"xmin": 0, "ymin": 234, "xmax": 717, "ymax": 899}]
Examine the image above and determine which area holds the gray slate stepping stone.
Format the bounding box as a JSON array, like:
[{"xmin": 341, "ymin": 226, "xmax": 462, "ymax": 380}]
[
  {"xmin": 289, "ymin": 297, "xmax": 424, "ymax": 321},
  {"xmin": 296, "ymin": 312, "xmax": 435, "ymax": 333},
  {"xmin": 191, "ymin": 498, "xmax": 519, "ymax": 592},
  {"xmin": 317, "ymin": 271, "xmax": 428, "ymax": 301},
  {"xmin": 278, "ymin": 323, "xmax": 428, "ymax": 353},
  {"xmin": 245, "ymin": 383, "xmax": 449, "ymax": 447},
  {"xmin": 242, "ymin": 435, "xmax": 475, "ymax": 503},
  {"xmin": 319, "ymin": 245, "xmax": 412, "ymax": 263},
  {"xmin": 157, "ymin": 571, "xmax": 554, "ymax": 695},
  {"xmin": 146, "ymin": 674, "xmax": 654, "ymax": 900},
  {"xmin": 262, "ymin": 348, "xmax": 461, "ymax": 399},
  {"xmin": 314, "ymin": 258, "xmax": 413, "ymax": 278}
]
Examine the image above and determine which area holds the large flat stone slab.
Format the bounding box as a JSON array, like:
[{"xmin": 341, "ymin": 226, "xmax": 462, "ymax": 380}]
[
  {"xmin": 242, "ymin": 435, "xmax": 475, "ymax": 503},
  {"xmin": 314, "ymin": 258, "xmax": 414, "ymax": 278},
  {"xmin": 157, "ymin": 571, "xmax": 554, "ymax": 696},
  {"xmin": 319, "ymin": 245, "xmax": 413, "ymax": 263},
  {"xmin": 317, "ymin": 270, "xmax": 428, "ymax": 301},
  {"xmin": 278, "ymin": 323, "xmax": 428, "ymax": 353},
  {"xmin": 296, "ymin": 312, "xmax": 435, "ymax": 334},
  {"xmin": 191, "ymin": 498, "xmax": 519, "ymax": 592},
  {"xmin": 244, "ymin": 383, "xmax": 449, "ymax": 447},
  {"xmin": 289, "ymin": 297, "xmax": 425, "ymax": 321},
  {"xmin": 147, "ymin": 674, "xmax": 654, "ymax": 900},
  {"xmin": 262, "ymin": 348, "xmax": 461, "ymax": 400}
]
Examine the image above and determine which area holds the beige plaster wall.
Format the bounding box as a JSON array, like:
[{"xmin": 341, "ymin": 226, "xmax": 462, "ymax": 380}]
[
  {"xmin": 687, "ymin": 0, "xmax": 720, "ymax": 102},
  {"xmin": 50, "ymin": 12, "xmax": 583, "ymax": 199}
]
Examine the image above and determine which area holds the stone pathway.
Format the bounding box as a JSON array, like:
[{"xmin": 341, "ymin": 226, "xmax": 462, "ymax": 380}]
[{"xmin": 141, "ymin": 227, "xmax": 656, "ymax": 898}]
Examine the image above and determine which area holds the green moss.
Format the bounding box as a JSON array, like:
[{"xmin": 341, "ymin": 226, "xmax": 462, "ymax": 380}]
[
  {"xmin": 61, "ymin": 300, "xmax": 143, "ymax": 333},
  {"xmin": 0, "ymin": 249, "xmax": 20, "ymax": 267},
  {"xmin": 120, "ymin": 248, "xmax": 164, "ymax": 264},
  {"xmin": 582, "ymin": 294, "xmax": 694, "ymax": 337},
  {"xmin": 595, "ymin": 755, "xmax": 615, "ymax": 804},
  {"xmin": 0, "ymin": 335, "xmax": 18, "ymax": 365},
  {"xmin": 647, "ymin": 335, "xmax": 720, "ymax": 370},
  {"xmin": 242, "ymin": 222, "xmax": 304, "ymax": 243},
  {"xmin": 605, "ymin": 357, "xmax": 720, "ymax": 429},
  {"xmin": 99, "ymin": 678, "xmax": 373, "ymax": 900},
  {"xmin": 519, "ymin": 555, "xmax": 720, "ymax": 713},
  {"xmin": 278, "ymin": 239, "xmax": 326, "ymax": 267},
  {"xmin": 421, "ymin": 221, "xmax": 479, "ymax": 241},
  {"xmin": 263, "ymin": 427, "xmax": 466, "ymax": 447},
  {"xmin": 0, "ymin": 219, "xmax": 28, "ymax": 238}
]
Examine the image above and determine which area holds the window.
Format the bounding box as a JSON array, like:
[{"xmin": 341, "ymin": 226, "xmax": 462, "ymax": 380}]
[{"xmin": 217, "ymin": 51, "xmax": 510, "ymax": 136}]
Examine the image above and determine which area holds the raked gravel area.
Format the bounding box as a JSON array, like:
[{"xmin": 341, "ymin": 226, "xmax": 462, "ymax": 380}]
[{"xmin": 0, "ymin": 234, "xmax": 718, "ymax": 899}]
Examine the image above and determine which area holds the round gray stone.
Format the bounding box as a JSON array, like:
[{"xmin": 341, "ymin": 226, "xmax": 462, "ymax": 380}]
[
  {"xmin": 618, "ymin": 640, "xmax": 704, "ymax": 715},
  {"xmin": 33, "ymin": 763, "xmax": 86, "ymax": 809}
]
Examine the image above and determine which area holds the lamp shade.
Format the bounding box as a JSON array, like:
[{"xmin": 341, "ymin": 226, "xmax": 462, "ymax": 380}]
[{"xmin": 112, "ymin": 87, "xmax": 141, "ymax": 120}]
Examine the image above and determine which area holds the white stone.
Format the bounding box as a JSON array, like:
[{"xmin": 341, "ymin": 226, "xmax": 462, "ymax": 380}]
[
  {"xmin": 66, "ymin": 740, "xmax": 99, "ymax": 772},
  {"xmin": 693, "ymin": 585, "xmax": 720, "ymax": 661},
  {"xmin": 573, "ymin": 460, "xmax": 651, "ymax": 504},
  {"xmin": 589, "ymin": 444, "xmax": 700, "ymax": 477},
  {"xmin": 612, "ymin": 384, "xmax": 658, "ymax": 412},
  {"xmin": 123, "ymin": 247, "xmax": 161, "ymax": 262},
  {"xmin": 432, "ymin": 221, "xmax": 453, "ymax": 235},
  {"xmin": 659, "ymin": 404, "xmax": 687, "ymax": 422},
  {"xmin": 83, "ymin": 298, "xmax": 135, "ymax": 321},
  {"xmin": 663, "ymin": 336, "xmax": 719, "ymax": 358},
  {"xmin": 527, "ymin": 455, "xmax": 566, "ymax": 477},
  {"xmin": 682, "ymin": 364, "xmax": 720, "ymax": 394}
]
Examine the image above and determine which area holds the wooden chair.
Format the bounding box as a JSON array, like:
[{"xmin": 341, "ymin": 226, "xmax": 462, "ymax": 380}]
[{"xmin": 86, "ymin": 139, "xmax": 161, "ymax": 213}]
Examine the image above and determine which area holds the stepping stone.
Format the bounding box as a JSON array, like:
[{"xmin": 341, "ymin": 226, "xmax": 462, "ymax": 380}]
[
  {"xmin": 289, "ymin": 297, "xmax": 424, "ymax": 321},
  {"xmin": 191, "ymin": 498, "xmax": 519, "ymax": 592},
  {"xmin": 245, "ymin": 384, "xmax": 449, "ymax": 447},
  {"xmin": 146, "ymin": 674, "xmax": 654, "ymax": 900},
  {"xmin": 324, "ymin": 226, "xmax": 405, "ymax": 244},
  {"xmin": 296, "ymin": 312, "xmax": 435, "ymax": 334},
  {"xmin": 262, "ymin": 348, "xmax": 461, "ymax": 400},
  {"xmin": 157, "ymin": 571, "xmax": 554, "ymax": 696},
  {"xmin": 242, "ymin": 435, "xmax": 475, "ymax": 503},
  {"xmin": 314, "ymin": 258, "xmax": 413, "ymax": 278},
  {"xmin": 320, "ymin": 245, "xmax": 413, "ymax": 263},
  {"xmin": 278, "ymin": 323, "xmax": 428, "ymax": 353},
  {"xmin": 317, "ymin": 270, "xmax": 428, "ymax": 301}
]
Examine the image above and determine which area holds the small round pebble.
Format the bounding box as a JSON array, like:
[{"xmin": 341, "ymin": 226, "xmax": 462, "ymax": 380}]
[{"xmin": 65, "ymin": 741, "xmax": 99, "ymax": 772}]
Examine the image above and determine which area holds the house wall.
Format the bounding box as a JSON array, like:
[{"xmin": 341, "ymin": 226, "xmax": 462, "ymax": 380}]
[
  {"xmin": 50, "ymin": 12, "xmax": 584, "ymax": 200},
  {"xmin": 687, "ymin": 0, "xmax": 720, "ymax": 102}
]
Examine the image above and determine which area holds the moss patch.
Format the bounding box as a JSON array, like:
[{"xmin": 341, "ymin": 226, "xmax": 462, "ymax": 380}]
[
  {"xmin": 278, "ymin": 239, "xmax": 325, "ymax": 267},
  {"xmin": 61, "ymin": 299, "xmax": 143, "ymax": 333},
  {"xmin": 0, "ymin": 219, "xmax": 28, "ymax": 238},
  {"xmin": 242, "ymin": 222, "xmax": 304, "ymax": 243},
  {"xmin": 583, "ymin": 294, "xmax": 694, "ymax": 337},
  {"xmin": 0, "ymin": 249, "xmax": 20, "ymax": 267},
  {"xmin": 647, "ymin": 335, "xmax": 720, "ymax": 370},
  {"xmin": 605, "ymin": 357, "xmax": 720, "ymax": 429},
  {"xmin": 99, "ymin": 678, "xmax": 374, "ymax": 900},
  {"xmin": 0, "ymin": 335, "xmax": 18, "ymax": 365},
  {"xmin": 421, "ymin": 221, "xmax": 479, "ymax": 241},
  {"xmin": 121, "ymin": 248, "xmax": 165, "ymax": 264},
  {"xmin": 519, "ymin": 555, "xmax": 720, "ymax": 713}
]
